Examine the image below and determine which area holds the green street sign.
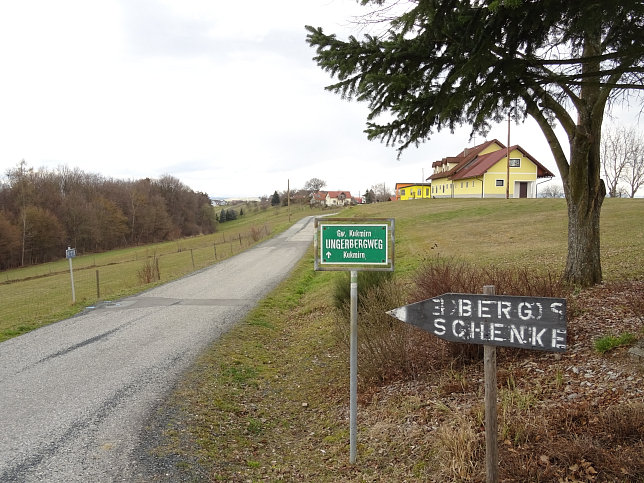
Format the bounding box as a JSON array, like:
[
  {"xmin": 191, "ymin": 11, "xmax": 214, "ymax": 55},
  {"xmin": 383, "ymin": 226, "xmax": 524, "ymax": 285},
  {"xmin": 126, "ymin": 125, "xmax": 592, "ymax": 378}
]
[{"xmin": 319, "ymin": 223, "xmax": 388, "ymax": 265}]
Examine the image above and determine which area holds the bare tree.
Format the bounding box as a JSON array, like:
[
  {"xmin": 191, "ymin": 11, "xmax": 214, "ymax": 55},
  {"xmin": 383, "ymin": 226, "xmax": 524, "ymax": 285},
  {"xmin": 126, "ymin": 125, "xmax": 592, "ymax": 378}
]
[
  {"xmin": 303, "ymin": 178, "xmax": 327, "ymax": 192},
  {"xmin": 623, "ymin": 131, "xmax": 644, "ymax": 198},
  {"xmin": 601, "ymin": 127, "xmax": 632, "ymax": 197},
  {"xmin": 540, "ymin": 184, "xmax": 565, "ymax": 198},
  {"xmin": 370, "ymin": 183, "xmax": 393, "ymax": 202}
]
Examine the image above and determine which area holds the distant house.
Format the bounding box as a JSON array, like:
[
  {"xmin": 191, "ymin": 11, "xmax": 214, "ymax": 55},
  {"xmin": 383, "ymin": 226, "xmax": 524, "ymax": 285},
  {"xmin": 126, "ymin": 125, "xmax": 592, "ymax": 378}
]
[
  {"xmin": 310, "ymin": 190, "xmax": 353, "ymax": 207},
  {"xmin": 395, "ymin": 182, "xmax": 432, "ymax": 200},
  {"xmin": 429, "ymin": 139, "xmax": 555, "ymax": 198}
]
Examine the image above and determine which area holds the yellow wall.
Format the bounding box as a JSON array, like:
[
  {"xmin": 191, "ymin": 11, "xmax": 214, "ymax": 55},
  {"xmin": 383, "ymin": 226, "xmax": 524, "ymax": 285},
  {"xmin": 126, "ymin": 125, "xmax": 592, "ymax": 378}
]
[
  {"xmin": 480, "ymin": 148, "xmax": 538, "ymax": 198},
  {"xmin": 398, "ymin": 184, "xmax": 432, "ymax": 200}
]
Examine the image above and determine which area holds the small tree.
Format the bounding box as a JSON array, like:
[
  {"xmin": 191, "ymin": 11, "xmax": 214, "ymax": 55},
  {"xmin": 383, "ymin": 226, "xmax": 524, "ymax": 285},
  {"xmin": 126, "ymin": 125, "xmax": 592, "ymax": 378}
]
[
  {"xmin": 363, "ymin": 189, "xmax": 376, "ymax": 204},
  {"xmin": 226, "ymin": 209, "xmax": 238, "ymax": 221},
  {"xmin": 303, "ymin": 177, "xmax": 327, "ymax": 192},
  {"xmin": 271, "ymin": 191, "xmax": 281, "ymax": 206}
]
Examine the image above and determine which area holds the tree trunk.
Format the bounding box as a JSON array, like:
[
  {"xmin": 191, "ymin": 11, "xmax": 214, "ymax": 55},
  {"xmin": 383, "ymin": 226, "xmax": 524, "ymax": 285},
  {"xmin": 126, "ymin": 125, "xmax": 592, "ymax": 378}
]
[
  {"xmin": 563, "ymin": 122, "xmax": 606, "ymax": 286},
  {"xmin": 564, "ymin": 193, "xmax": 603, "ymax": 285}
]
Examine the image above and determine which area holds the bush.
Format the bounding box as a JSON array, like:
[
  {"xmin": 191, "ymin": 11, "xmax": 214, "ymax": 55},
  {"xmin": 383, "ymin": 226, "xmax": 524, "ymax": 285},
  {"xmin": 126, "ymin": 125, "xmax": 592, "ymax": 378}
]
[
  {"xmin": 332, "ymin": 270, "xmax": 393, "ymax": 309},
  {"xmin": 137, "ymin": 254, "xmax": 160, "ymax": 284},
  {"xmin": 333, "ymin": 273, "xmax": 441, "ymax": 384}
]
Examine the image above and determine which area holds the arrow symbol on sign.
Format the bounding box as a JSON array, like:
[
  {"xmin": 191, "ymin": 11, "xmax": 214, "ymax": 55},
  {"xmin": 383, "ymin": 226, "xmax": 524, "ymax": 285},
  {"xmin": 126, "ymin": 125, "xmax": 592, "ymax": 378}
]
[{"xmin": 326, "ymin": 251, "xmax": 332, "ymax": 258}]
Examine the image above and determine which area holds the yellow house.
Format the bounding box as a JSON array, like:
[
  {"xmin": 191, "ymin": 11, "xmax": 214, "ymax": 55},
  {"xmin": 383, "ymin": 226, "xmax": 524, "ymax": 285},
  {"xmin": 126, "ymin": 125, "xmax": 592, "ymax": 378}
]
[
  {"xmin": 395, "ymin": 182, "xmax": 432, "ymax": 200},
  {"xmin": 429, "ymin": 140, "xmax": 555, "ymax": 198}
]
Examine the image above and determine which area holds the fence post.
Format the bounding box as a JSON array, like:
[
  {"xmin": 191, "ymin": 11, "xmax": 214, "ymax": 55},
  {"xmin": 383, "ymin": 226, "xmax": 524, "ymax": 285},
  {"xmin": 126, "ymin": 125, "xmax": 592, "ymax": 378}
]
[
  {"xmin": 190, "ymin": 249, "xmax": 195, "ymax": 270},
  {"xmin": 96, "ymin": 270, "xmax": 100, "ymax": 299}
]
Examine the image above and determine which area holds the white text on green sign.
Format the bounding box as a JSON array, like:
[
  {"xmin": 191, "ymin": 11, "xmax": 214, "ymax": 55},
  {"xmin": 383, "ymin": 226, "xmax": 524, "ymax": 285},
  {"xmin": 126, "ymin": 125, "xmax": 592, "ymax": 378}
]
[{"xmin": 320, "ymin": 224, "xmax": 388, "ymax": 265}]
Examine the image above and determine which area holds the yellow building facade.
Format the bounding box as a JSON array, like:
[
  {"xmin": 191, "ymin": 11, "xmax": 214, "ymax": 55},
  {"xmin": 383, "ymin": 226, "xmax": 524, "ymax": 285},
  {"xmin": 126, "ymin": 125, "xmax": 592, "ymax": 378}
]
[
  {"xmin": 429, "ymin": 140, "xmax": 554, "ymax": 198},
  {"xmin": 395, "ymin": 182, "xmax": 432, "ymax": 200}
]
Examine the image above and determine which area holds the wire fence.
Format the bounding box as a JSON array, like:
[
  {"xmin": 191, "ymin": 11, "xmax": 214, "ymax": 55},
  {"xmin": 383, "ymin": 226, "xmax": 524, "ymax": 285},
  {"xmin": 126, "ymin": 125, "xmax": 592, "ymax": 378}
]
[{"xmin": 0, "ymin": 224, "xmax": 273, "ymax": 340}]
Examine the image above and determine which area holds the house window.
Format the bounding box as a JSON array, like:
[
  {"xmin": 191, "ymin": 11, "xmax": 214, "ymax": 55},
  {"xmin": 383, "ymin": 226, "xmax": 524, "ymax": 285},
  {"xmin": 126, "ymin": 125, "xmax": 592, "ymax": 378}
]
[
  {"xmin": 473, "ymin": 181, "xmax": 476, "ymax": 187},
  {"xmin": 509, "ymin": 158, "xmax": 521, "ymax": 168},
  {"xmin": 400, "ymin": 189, "xmax": 405, "ymax": 196},
  {"xmin": 461, "ymin": 182, "xmax": 463, "ymax": 188},
  {"xmin": 496, "ymin": 179, "xmax": 504, "ymax": 187},
  {"xmin": 466, "ymin": 182, "xmax": 469, "ymax": 188},
  {"xmin": 425, "ymin": 188, "xmax": 429, "ymax": 196},
  {"xmin": 417, "ymin": 188, "xmax": 422, "ymax": 196}
]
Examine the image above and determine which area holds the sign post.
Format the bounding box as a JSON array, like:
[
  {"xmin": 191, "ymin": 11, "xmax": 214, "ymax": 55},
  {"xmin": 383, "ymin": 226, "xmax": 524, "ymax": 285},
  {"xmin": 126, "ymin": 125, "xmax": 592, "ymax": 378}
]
[
  {"xmin": 388, "ymin": 288, "xmax": 566, "ymax": 482},
  {"xmin": 315, "ymin": 218, "xmax": 394, "ymax": 464},
  {"xmin": 66, "ymin": 247, "xmax": 77, "ymax": 304},
  {"xmin": 483, "ymin": 285, "xmax": 498, "ymax": 483}
]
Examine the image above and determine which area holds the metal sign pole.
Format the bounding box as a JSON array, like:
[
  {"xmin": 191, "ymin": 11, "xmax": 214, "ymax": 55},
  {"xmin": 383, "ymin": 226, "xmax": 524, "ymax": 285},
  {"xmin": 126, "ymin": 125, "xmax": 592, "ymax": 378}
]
[{"xmin": 349, "ymin": 269, "xmax": 358, "ymax": 464}]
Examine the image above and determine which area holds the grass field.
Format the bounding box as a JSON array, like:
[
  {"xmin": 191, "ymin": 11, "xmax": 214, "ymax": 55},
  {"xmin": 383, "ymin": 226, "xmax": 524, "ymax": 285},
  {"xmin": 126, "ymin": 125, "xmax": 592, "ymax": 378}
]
[
  {"xmin": 141, "ymin": 197, "xmax": 644, "ymax": 481},
  {"xmin": 0, "ymin": 203, "xmax": 327, "ymax": 342}
]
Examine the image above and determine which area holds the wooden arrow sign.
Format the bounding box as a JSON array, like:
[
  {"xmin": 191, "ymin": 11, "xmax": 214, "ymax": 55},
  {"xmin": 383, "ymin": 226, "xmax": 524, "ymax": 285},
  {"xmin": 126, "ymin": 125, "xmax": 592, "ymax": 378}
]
[{"xmin": 388, "ymin": 293, "xmax": 567, "ymax": 352}]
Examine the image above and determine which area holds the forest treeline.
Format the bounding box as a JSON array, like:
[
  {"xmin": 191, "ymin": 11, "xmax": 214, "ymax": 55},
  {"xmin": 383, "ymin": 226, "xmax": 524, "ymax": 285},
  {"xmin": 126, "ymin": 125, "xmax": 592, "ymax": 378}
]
[{"xmin": 0, "ymin": 162, "xmax": 216, "ymax": 270}]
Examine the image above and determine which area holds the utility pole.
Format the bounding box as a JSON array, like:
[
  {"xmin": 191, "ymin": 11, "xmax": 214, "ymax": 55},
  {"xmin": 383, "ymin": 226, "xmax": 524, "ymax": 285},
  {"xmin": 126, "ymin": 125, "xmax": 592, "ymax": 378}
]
[{"xmin": 506, "ymin": 110, "xmax": 511, "ymax": 199}]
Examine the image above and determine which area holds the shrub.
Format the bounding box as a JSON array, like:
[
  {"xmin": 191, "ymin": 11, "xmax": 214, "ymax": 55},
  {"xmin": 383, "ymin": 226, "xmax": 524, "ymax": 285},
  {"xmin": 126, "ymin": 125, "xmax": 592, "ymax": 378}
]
[
  {"xmin": 332, "ymin": 270, "xmax": 393, "ymax": 310},
  {"xmin": 137, "ymin": 254, "xmax": 160, "ymax": 284},
  {"xmin": 333, "ymin": 274, "xmax": 441, "ymax": 384}
]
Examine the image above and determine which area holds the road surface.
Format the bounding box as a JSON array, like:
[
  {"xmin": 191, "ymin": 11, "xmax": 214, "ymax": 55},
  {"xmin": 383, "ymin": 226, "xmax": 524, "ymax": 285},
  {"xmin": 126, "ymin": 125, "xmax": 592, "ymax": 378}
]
[{"xmin": 0, "ymin": 216, "xmax": 315, "ymax": 482}]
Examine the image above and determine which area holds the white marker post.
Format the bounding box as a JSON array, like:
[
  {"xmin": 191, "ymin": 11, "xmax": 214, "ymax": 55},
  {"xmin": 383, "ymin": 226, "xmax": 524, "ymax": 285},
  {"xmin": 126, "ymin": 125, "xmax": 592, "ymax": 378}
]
[
  {"xmin": 349, "ymin": 270, "xmax": 358, "ymax": 463},
  {"xmin": 66, "ymin": 247, "xmax": 76, "ymax": 304}
]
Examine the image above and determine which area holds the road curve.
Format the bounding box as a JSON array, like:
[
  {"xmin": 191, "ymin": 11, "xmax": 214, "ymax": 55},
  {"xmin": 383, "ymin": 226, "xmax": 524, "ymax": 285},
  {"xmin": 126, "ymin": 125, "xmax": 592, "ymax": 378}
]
[{"xmin": 0, "ymin": 216, "xmax": 315, "ymax": 482}]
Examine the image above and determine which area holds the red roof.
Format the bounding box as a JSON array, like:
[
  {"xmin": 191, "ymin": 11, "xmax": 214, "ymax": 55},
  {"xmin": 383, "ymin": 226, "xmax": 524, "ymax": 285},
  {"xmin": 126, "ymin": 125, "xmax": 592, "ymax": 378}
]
[
  {"xmin": 428, "ymin": 140, "xmax": 504, "ymax": 181},
  {"xmin": 327, "ymin": 190, "xmax": 352, "ymax": 199}
]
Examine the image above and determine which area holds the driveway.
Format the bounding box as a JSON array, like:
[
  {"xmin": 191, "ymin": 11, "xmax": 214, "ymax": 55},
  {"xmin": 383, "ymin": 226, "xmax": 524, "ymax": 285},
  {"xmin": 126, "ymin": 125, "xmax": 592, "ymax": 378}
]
[{"xmin": 0, "ymin": 216, "xmax": 315, "ymax": 482}]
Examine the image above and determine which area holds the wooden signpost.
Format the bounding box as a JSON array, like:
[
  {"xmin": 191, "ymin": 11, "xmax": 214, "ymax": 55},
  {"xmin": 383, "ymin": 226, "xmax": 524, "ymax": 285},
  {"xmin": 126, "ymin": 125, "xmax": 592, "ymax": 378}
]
[{"xmin": 388, "ymin": 287, "xmax": 566, "ymax": 483}]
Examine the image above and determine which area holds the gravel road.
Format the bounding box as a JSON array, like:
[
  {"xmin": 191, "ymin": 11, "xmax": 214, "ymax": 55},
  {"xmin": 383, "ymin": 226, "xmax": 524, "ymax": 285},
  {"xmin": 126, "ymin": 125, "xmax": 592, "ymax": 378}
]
[{"xmin": 0, "ymin": 216, "xmax": 315, "ymax": 482}]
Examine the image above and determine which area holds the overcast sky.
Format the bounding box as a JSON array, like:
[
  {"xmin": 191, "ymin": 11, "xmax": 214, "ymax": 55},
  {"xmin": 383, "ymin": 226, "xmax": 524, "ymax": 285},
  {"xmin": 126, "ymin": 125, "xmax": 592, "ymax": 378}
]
[{"xmin": 0, "ymin": 1, "xmax": 640, "ymax": 199}]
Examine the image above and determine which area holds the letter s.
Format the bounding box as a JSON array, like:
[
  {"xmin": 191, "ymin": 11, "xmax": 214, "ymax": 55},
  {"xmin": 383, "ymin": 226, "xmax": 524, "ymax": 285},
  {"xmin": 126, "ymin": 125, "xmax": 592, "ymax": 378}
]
[{"xmin": 434, "ymin": 318, "xmax": 446, "ymax": 336}]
